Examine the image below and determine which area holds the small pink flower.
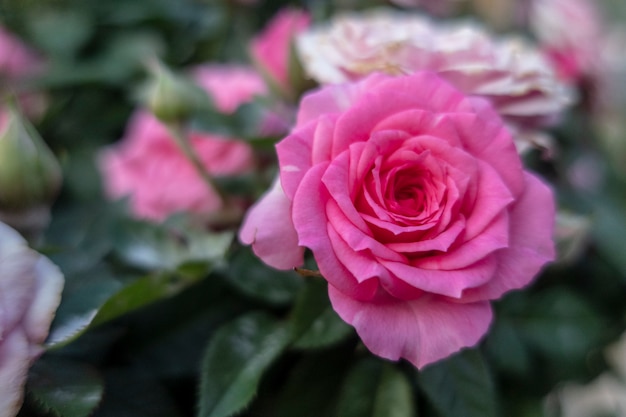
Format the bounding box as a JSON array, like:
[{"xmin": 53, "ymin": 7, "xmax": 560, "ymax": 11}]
[
  {"xmin": 100, "ymin": 65, "xmax": 263, "ymax": 221},
  {"xmin": 100, "ymin": 111, "xmax": 253, "ymax": 222},
  {"xmin": 250, "ymin": 8, "xmax": 311, "ymax": 94},
  {"xmin": 528, "ymin": 0, "xmax": 603, "ymax": 84},
  {"xmin": 0, "ymin": 222, "xmax": 64, "ymax": 416},
  {"xmin": 191, "ymin": 64, "xmax": 267, "ymax": 114},
  {"xmin": 240, "ymin": 72, "xmax": 555, "ymax": 368},
  {"xmin": 296, "ymin": 10, "xmax": 573, "ymax": 128}
]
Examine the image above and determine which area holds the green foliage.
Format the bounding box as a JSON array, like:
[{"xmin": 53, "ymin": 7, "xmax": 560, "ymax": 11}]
[
  {"xmin": 198, "ymin": 312, "xmax": 291, "ymax": 417},
  {"xmin": 418, "ymin": 349, "xmax": 498, "ymax": 417},
  {"xmin": 289, "ymin": 277, "xmax": 354, "ymax": 349},
  {"xmin": 27, "ymin": 357, "xmax": 104, "ymax": 417},
  {"xmin": 224, "ymin": 247, "xmax": 303, "ymax": 305},
  {"xmin": 336, "ymin": 358, "xmax": 415, "ymax": 417}
]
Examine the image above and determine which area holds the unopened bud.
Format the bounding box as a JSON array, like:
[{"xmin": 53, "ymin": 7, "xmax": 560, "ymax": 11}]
[
  {"xmin": 144, "ymin": 61, "xmax": 206, "ymax": 123},
  {"xmin": 0, "ymin": 103, "xmax": 62, "ymax": 211}
]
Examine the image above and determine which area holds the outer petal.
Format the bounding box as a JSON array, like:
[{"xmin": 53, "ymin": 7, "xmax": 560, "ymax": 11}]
[
  {"xmin": 329, "ymin": 285, "xmax": 492, "ymax": 368},
  {"xmin": 239, "ymin": 177, "xmax": 304, "ymax": 270},
  {"xmin": 0, "ymin": 329, "xmax": 30, "ymax": 417},
  {"xmin": 461, "ymin": 172, "xmax": 556, "ymax": 301}
]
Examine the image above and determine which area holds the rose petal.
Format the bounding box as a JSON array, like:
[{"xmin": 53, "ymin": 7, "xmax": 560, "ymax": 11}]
[
  {"xmin": 461, "ymin": 172, "xmax": 556, "ymax": 301},
  {"xmin": 328, "ymin": 285, "xmax": 492, "ymax": 368},
  {"xmin": 239, "ymin": 177, "xmax": 304, "ymax": 270}
]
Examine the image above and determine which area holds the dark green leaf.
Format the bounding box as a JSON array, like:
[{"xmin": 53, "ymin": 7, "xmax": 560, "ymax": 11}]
[
  {"xmin": 418, "ymin": 349, "xmax": 497, "ymax": 417},
  {"xmin": 198, "ymin": 312, "xmax": 290, "ymax": 417},
  {"xmin": 28, "ymin": 357, "xmax": 104, "ymax": 417},
  {"xmin": 225, "ymin": 247, "xmax": 302, "ymax": 305},
  {"xmin": 289, "ymin": 278, "xmax": 353, "ymax": 349},
  {"xmin": 92, "ymin": 370, "xmax": 183, "ymax": 417},
  {"xmin": 336, "ymin": 358, "xmax": 415, "ymax": 417},
  {"xmin": 90, "ymin": 271, "xmax": 201, "ymax": 326},
  {"xmin": 262, "ymin": 346, "xmax": 354, "ymax": 417}
]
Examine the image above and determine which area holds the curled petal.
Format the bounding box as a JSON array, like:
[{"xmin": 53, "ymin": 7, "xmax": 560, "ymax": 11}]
[{"xmin": 239, "ymin": 177, "xmax": 304, "ymax": 270}]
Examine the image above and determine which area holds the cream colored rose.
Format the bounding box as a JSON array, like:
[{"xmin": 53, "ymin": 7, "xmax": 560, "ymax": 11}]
[{"xmin": 296, "ymin": 9, "xmax": 573, "ymax": 127}]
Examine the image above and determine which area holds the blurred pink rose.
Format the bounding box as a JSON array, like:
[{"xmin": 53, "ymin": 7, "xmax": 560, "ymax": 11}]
[
  {"xmin": 296, "ymin": 10, "xmax": 573, "ymax": 128},
  {"xmin": 100, "ymin": 65, "xmax": 264, "ymax": 221},
  {"xmin": 192, "ymin": 63, "xmax": 292, "ymax": 136},
  {"xmin": 528, "ymin": 0, "xmax": 603, "ymax": 84},
  {"xmin": 191, "ymin": 64, "xmax": 267, "ymax": 114},
  {"xmin": 0, "ymin": 221, "xmax": 64, "ymax": 416},
  {"xmin": 100, "ymin": 111, "xmax": 254, "ymax": 222},
  {"xmin": 250, "ymin": 8, "xmax": 311, "ymax": 95},
  {"xmin": 0, "ymin": 25, "xmax": 46, "ymax": 118},
  {"xmin": 240, "ymin": 72, "xmax": 555, "ymax": 368}
]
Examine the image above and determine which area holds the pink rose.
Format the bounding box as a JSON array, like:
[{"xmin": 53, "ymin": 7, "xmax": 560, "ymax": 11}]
[
  {"xmin": 240, "ymin": 72, "xmax": 555, "ymax": 368},
  {"xmin": 296, "ymin": 10, "xmax": 573, "ymax": 128},
  {"xmin": 250, "ymin": 8, "xmax": 311, "ymax": 95},
  {"xmin": 0, "ymin": 221, "xmax": 64, "ymax": 416},
  {"xmin": 100, "ymin": 65, "xmax": 263, "ymax": 221},
  {"xmin": 528, "ymin": 0, "xmax": 603, "ymax": 83},
  {"xmin": 99, "ymin": 111, "xmax": 254, "ymax": 221},
  {"xmin": 191, "ymin": 64, "xmax": 267, "ymax": 114}
]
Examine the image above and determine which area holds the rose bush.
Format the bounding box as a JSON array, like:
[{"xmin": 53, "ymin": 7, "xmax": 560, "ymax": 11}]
[
  {"xmin": 0, "ymin": 221, "xmax": 64, "ymax": 416},
  {"xmin": 240, "ymin": 72, "xmax": 555, "ymax": 368},
  {"xmin": 296, "ymin": 10, "xmax": 573, "ymax": 128},
  {"xmin": 99, "ymin": 64, "xmax": 259, "ymax": 222}
]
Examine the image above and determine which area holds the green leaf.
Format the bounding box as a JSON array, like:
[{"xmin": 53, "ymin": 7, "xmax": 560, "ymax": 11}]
[
  {"xmin": 289, "ymin": 278, "xmax": 353, "ymax": 349},
  {"xmin": 592, "ymin": 196, "xmax": 626, "ymax": 278},
  {"xmin": 198, "ymin": 312, "xmax": 290, "ymax": 417},
  {"xmin": 507, "ymin": 289, "xmax": 606, "ymax": 361},
  {"xmin": 90, "ymin": 271, "xmax": 201, "ymax": 326},
  {"xmin": 113, "ymin": 218, "xmax": 233, "ymax": 271},
  {"xmin": 28, "ymin": 357, "xmax": 104, "ymax": 417},
  {"xmin": 336, "ymin": 358, "xmax": 415, "ymax": 417},
  {"xmin": 418, "ymin": 349, "xmax": 497, "ymax": 417},
  {"xmin": 92, "ymin": 370, "xmax": 183, "ymax": 417},
  {"xmin": 263, "ymin": 347, "xmax": 354, "ymax": 417},
  {"xmin": 47, "ymin": 264, "xmax": 122, "ymax": 348},
  {"xmin": 225, "ymin": 247, "xmax": 302, "ymax": 305}
]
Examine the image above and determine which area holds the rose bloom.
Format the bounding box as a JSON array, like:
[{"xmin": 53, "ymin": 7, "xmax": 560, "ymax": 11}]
[
  {"xmin": 0, "ymin": 221, "xmax": 64, "ymax": 416},
  {"xmin": 100, "ymin": 65, "xmax": 259, "ymax": 222},
  {"xmin": 296, "ymin": 9, "xmax": 573, "ymax": 128},
  {"xmin": 240, "ymin": 72, "xmax": 555, "ymax": 368},
  {"xmin": 527, "ymin": 0, "xmax": 603, "ymax": 84},
  {"xmin": 250, "ymin": 8, "xmax": 311, "ymax": 95}
]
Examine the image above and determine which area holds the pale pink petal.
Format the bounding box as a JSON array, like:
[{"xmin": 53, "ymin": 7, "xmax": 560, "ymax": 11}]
[
  {"xmin": 329, "ymin": 286, "xmax": 493, "ymax": 368},
  {"xmin": 239, "ymin": 177, "xmax": 304, "ymax": 270}
]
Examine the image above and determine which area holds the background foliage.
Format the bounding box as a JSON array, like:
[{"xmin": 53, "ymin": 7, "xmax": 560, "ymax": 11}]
[{"xmin": 2, "ymin": 0, "xmax": 626, "ymax": 416}]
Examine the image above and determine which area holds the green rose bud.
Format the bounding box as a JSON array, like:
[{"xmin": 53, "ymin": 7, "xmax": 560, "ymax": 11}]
[
  {"xmin": 0, "ymin": 103, "xmax": 62, "ymax": 211},
  {"xmin": 144, "ymin": 61, "xmax": 206, "ymax": 123}
]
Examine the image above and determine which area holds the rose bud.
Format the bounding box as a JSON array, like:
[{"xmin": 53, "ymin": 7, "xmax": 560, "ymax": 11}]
[
  {"xmin": 143, "ymin": 61, "xmax": 207, "ymax": 123},
  {"xmin": 0, "ymin": 103, "xmax": 61, "ymax": 212}
]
